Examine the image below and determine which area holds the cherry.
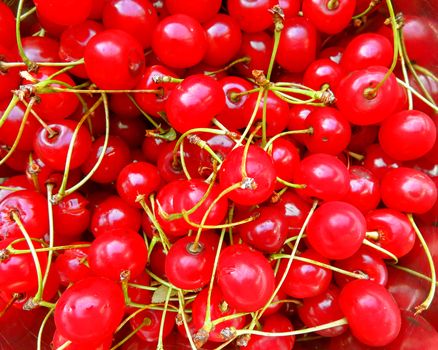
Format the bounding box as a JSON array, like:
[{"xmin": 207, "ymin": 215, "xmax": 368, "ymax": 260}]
[
  {"xmin": 287, "ymin": 104, "xmax": 316, "ymax": 145},
  {"xmin": 302, "ymin": 0, "xmax": 356, "ymax": 34},
  {"xmin": 0, "ymin": 175, "xmax": 32, "ymax": 203},
  {"xmin": 328, "ymin": 330, "xmax": 374, "ymax": 350},
  {"xmin": 22, "ymin": 36, "xmax": 60, "ymax": 62},
  {"xmin": 141, "ymin": 136, "xmax": 167, "ymax": 164},
  {"xmin": 293, "ymin": 153, "xmax": 350, "ymax": 201},
  {"xmin": 59, "ymin": 20, "xmax": 104, "ymax": 78},
  {"xmin": 298, "ymin": 285, "xmax": 348, "ymax": 337},
  {"xmin": 152, "ymin": 14, "xmax": 207, "ymax": 69},
  {"xmin": 84, "ymin": 29, "xmax": 145, "ymax": 89},
  {"xmin": 336, "ymin": 66, "xmax": 399, "ymax": 125},
  {"xmin": 306, "ymin": 201, "xmax": 367, "ymax": 260},
  {"xmin": 0, "ymin": 190, "xmax": 49, "ymax": 241},
  {"xmin": 165, "ymin": 0, "xmax": 221, "ymax": 23},
  {"xmin": 126, "ymin": 271, "xmax": 152, "ymax": 313},
  {"xmin": 365, "ymin": 208, "xmax": 416, "ymax": 258},
  {"xmin": 409, "ymin": 69, "xmax": 438, "ymax": 115},
  {"xmin": 34, "ymin": 0, "xmax": 93, "ymax": 26},
  {"xmin": 303, "ymin": 107, "xmax": 351, "ymax": 155},
  {"xmin": 129, "ymin": 308, "xmax": 175, "ymax": 343},
  {"xmin": 81, "ymin": 135, "xmax": 131, "ymax": 184},
  {"xmin": 339, "ymin": 279, "xmax": 401, "ymax": 347},
  {"xmin": 88, "ymin": 228, "xmax": 148, "ymax": 281},
  {"xmin": 303, "ymin": 58, "xmax": 345, "ymax": 91},
  {"xmin": 54, "ymin": 276, "xmax": 125, "ymax": 344},
  {"xmin": 203, "ymin": 14, "xmax": 242, "ymax": 68},
  {"xmin": 348, "ymin": 125, "xmax": 378, "ymax": 154},
  {"xmin": 219, "ymin": 145, "xmax": 277, "ymax": 206},
  {"xmin": 340, "ymin": 33, "xmax": 393, "ymax": 72},
  {"xmin": 216, "ymin": 244, "xmax": 275, "ymax": 312},
  {"xmin": 380, "ymin": 167, "xmax": 437, "ymax": 214},
  {"xmin": 227, "ymin": 0, "xmax": 277, "ymax": 33},
  {"xmin": 276, "ymin": 17, "xmax": 319, "ymax": 73},
  {"xmin": 236, "ymin": 205, "xmax": 288, "ymax": 253},
  {"xmin": 116, "ymin": 161, "xmax": 161, "ymax": 207},
  {"xmin": 165, "ymin": 231, "xmax": 219, "ymax": 290},
  {"xmin": 89, "ymin": 195, "xmax": 141, "ymax": 237},
  {"xmin": 0, "ymin": 2, "xmax": 16, "ymax": 49},
  {"xmin": 55, "ymin": 243, "xmax": 93, "ymax": 286},
  {"xmin": 278, "ymin": 249, "xmax": 333, "ymax": 298},
  {"xmin": 166, "ymin": 74, "xmax": 225, "ymax": 133},
  {"xmin": 362, "ymin": 143, "xmax": 402, "ymax": 179},
  {"xmin": 267, "ymin": 138, "xmax": 301, "ymax": 189},
  {"xmin": 0, "ymin": 45, "xmax": 20, "ymax": 101},
  {"xmin": 279, "ymin": 0, "xmax": 301, "ymax": 18},
  {"xmin": 110, "ymin": 113, "xmax": 148, "ymax": 148},
  {"xmin": 246, "ymin": 313, "xmax": 295, "ymax": 350},
  {"xmin": 108, "ymin": 93, "xmax": 140, "ymax": 119},
  {"xmin": 33, "ymin": 119, "xmax": 92, "ymax": 171},
  {"xmin": 52, "ymin": 330, "xmax": 112, "ymax": 350},
  {"xmin": 378, "ymin": 109, "xmax": 436, "ymax": 161},
  {"xmin": 333, "ymin": 248, "xmax": 388, "ymax": 287}
]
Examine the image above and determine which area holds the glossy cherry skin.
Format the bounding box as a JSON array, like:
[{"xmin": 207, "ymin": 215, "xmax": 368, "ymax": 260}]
[
  {"xmin": 298, "ymin": 285, "xmax": 348, "ymax": 337},
  {"xmin": 90, "ymin": 195, "xmax": 142, "ymax": 237},
  {"xmin": 236, "ymin": 206, "xmax": 288, "ymax": 253},
  {"xmin": 343, "ymin": 165, "xmax": 380, "ymax": 214},
  {"xmin": 303, "ymin": 0, "xmax": 356, "ymax": 34},
  {"xmin": 22, "ymin": 36, "xmax": 60, "ymax": 62},
  {"xmin": 0, "ymin": 239, "xmax": 48, "ymax": 294},
  {"xmin": 54, "ymin": 276, "xmax": 125, "ymax": 344},
  {"xmin": 293, "ymin": 153, "xmax": 350, "ymax": 201},
  {"xmin": 103, "ymin": 0, "xmax": 158, "ymax": 49},
  {"xmin": 287, "ymin": 104, "xmax": 316, "ymax": 145},
  {"xmin": 52, "ymin": 330, "xmax": 112, "ymax": 350},
  {"xmin": 165, "ymin": 231, "xmax": 219, "ymax": 290},
  {"xmin": 0, "ymin": 176, "xmax": 32, "ymax": 203},
  {"xmin": 304, "ymin": 107, "xmax": 351, "ymax": 155},
  {"xmin": 380, "ymin": 167, "xmax": 437, "ymax": 214},
  {"xmin": 55, "ymin": 243, "xmax": 94, "ymax": 286},
  {"xmin": 110, "ymin": 113, "xmax": 148, "ymax": 148},
  {"xmin": 341, "ymin": 33, "xmax": 393, "ymax": 72},
  {"xmin": 0, "ymin": 46, "xmax": 20, "ymax": 101},
  {"xmin": 219, "ymin": 145, "xmax": 277, "ymax": 206},
  {"xmin": 0, "ymin": 190, "xmax": 49, "ymax": 241},
  {"xmin": 336, "ymin": 66, "xmax": 399, "ymax": 125},
  {"xmin": 348, "ymin": 125, "xmax": 378, "ymax": 154},
  {"xmin": 227, "ymin": 0, "xmax": 277, "ymax": 33},
  {"xmin": 166, "ymin": 74, "xmax": 225, "ymax": 133},
  {"xmin": 116, "ymin": 161, "xmax": 161, "ymax": 207},
  {"xmin": 134, "ymin": 64, "xmax": 179, "ymax": 118},
  {"xmin": 129, "ymin": 308, "xmax": 175, "ymax": 342},
  {"xmin": 278, "ymin": 249, "xmax": 332, "ymax": 299},
  {"xmin": 202, "ymin": 14, "xmax": 242, "ymax": 67},
  {"xmin": 379, "ymin": 109, "xmax": 436, "ymax": 161},
  {"xmin": 126, "ymin": 271, "xmax": 152, "ymax": 314},
  {"xmin": 34, "ymin": 0, "xmax": 92, "ymax": 26},
  {"xmin": 33, "ymin": 120, "xmax": 92, "ymax": 171},
  {"xmin": 362, "ymin": 143, "xmax": 402, "ymax": 179},
  {"xmin": 84, "ymin": 29, "xmax": 145, "ymax": 89},
  {"xmin": 339, "ymin": 279, "xmax": 401, "ymax": 347},
  {"xmin": 267, "ymin": 138, "xmax": 301, "ymax": 189},
  {"xmin": 0, "ymin": 2, "xmax": 16, "ymax": 48},
  {"xmin": 108, "ymin": 93, "xmax": 140, "ymax": 119},
  {"xmin": 333, "ymin": 248, "xmax": 388, "ymax": 287},
  {"xmin": 152, "ymin": 14, "xmax": 207, "ymax": 68},
  {"xmin": 59, "ymin": 20, "xmax": 104, "ymax": 78},
  {"xmin": 303, "ymin": 58, "xmax": 345, "ymax": 90},
  {"xmin": 276, "ymin": 17, "xmax": 319, "ymax": 73},
  {"xmin": 306, "ymin": 201, "xmax": 367, "ymax": 260},
  {"xmin": 217, "ymin": 244, "xmax": 275, "ymax": 312},
  {"xmin": 81, "ymin": 135, "xmax": 131, "ymax": 184},
  {"xmin": 165, "ymin": 0, "xmax": 221, "ymax": 23},
  {"xmin": 246, "ymin": 313, "xmax": 295, "ymax": 350}
]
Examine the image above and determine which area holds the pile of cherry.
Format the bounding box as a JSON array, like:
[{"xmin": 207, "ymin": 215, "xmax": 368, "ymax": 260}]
[{"xmin": 0, "ymin": 0, "xmax": 438, "ymax": 349}]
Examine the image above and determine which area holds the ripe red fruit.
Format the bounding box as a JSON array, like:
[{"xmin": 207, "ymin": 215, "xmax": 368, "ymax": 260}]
[{"xmin": 34, "ymin": 0, "xmax": 92, "ymax": 26}]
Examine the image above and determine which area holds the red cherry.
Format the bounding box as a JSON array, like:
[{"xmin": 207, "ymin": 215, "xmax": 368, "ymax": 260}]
[
  {"xmin": 152, "ymin": 14, "xmax": 207, "ymax": 68},
  {"xmin": 110, "ymin": 113, "xmax": 148, "ymax": 148},
  {"xmin": 339, "ymin": 279, "xmax": 401, "ymax": 347},
  {"xmin": 0, "ymin": 46, "xmax": 20, "ymax": 101},
  {"xmin": 55, "ymin": 243, "xmax": 93, "ymax": 286},
  {"xmin": 362, "ymin": 143, "xmax": 402, "ymax": 179},
  {"xmin": 0, "ymin": 175, "xmax": 33, "ymax": 203},
  {"xmin": 52, "ymin": 330, "xmax": 112, "ymax": 350},
  {"xmin": 303, "ymin": 58, "xmax": 345, "ymax": 90},
  {"xmin": 227, "ymin": 0, "xmax": 277, "ymax": 33},
  {"xmin": 0, "ymin": 2, "xmax": 16, "ymax": 48},
  {"xmin": 217, "ymin": 244, "xmax": 275, "ymax": 312},
  {"xmin": 129, "ymin": 308, "xmax": 175, "ymax": 342},
  {"xmin": 126, "ymin": 271, "xmax": 152, "ymax": 313},
  {"xmin": 348, "ymin": 125, "xmax": 378, "ymax": 154},
  {"xmin": 267, "ymin": 138, "xmax": 301, "ymax": 189},
  {"xmin": 380, "ymin": 167, "xmax": 437, "ymax": 214},
  {"xmin": 165, "ymin": 0, "xmax": 221, "ymax": 23},
  {"xmin": 34, "ymin": 0, "xmax": 92, "ymax": 26},
  {"xmin": 219, "ymin": 145, "xmax": 277, "ymax": 206},
  {"xmin": 84, "ymin": 29, "xmax": 145, "ymax": 89},
  {"xmin": 22, "ymin": 36, "xmax": 60, "ymax": 62},
  {"xmin": 328, "ymin": 330, "xmax": 375, "ymax": 350},
  {"xmin": 54, "ymin": 276, "xmax": 125, "ymax": 344},
  {"xmin": 108, "ymin": 93, "xmax": 140, "ymax": 119},
  {"xmin": 306, "ymin": 201, "xmax": 367, "ymax": 260},
  {"xmin": 287, "ymin": 104, "xmax": 316, "ymax": 145}
]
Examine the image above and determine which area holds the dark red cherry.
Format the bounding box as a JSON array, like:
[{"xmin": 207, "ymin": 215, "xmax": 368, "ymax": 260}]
[
  {"xmin": 227, "ymin": 0, "xmax": 277, "ymax": 33},
  {"xmin": 217, "ymin": 244, "xmax": 275, "ymax": 312},
  {"xmin": 110, "ymin": 114, "xmax": 148, "ymax": 148},
  {"xmin": 328, "ymin": 330, "xmax": 374, "ymax": 350},
  {"xmin": 165, "ymin": 0, "xmax": 221, "ymax": 23},
  {"xmin": 81, "ymin": 135, "xmax": 131, "ymax": 184},
  {"xmin": 54, "ymin": 277, "xmax": 125, "ymax": 344},
  {"xmin": 33, "ymin": 120, "xmax": 92, "ymax": 171},
  {"xmin": 84, "ymin": 29, "xmax": 145, "ymax": 89},
  {"xmin": 0, "ymin": 190, "xmax": 49, "ymax": 241},
  {"xmin": 380, "ymin": 167, "xmax": 437, "ymax": 214},
  {"xmin": 116, "ymin": 161, "xmax": 161, "ymax": 207},
  {"xmin": 302, "ymin": 0, "xmax": 356, "ymax": 34},
  {"xmin": 22, "ymin": 36, "xmax": 60, "ymax": 62},
  {"xmin": 152, "ymin": 14, "xmax": 207, "ymax": 69},
  {"xmin": 339, "ymin": 279, "xmax": 401, "ymax": 347},
  {"xmin": 219, "ymin": 145, "xmax": 277, "ymax": 206},
  {"xmin": 298, "ymin": 285, "xmax": 348, "ymax": 337},
  {"xmin": 103, "ymin": 0, "xmax": 158, "ymax": 49},
  {"xmin": 108, "ymin": 93, "xmax": 140, "ymax": 119},
  {"xmin": 276, "ymin": 17, "xmax": 319, "ymax": 73},
  {"xmin": 129, "ymin": 308, "xmax": 175, "ymax": 342},
  {"xmin": 306, "ymin": 201, "xmax": 367, "ymax": 260},
  {"xmin": 303, "ymin": 58, "xmax": 345, "ymax": 90},
  {"xmin": 34, "ymin": 0, "xmax": 92, "ymax": 26},
  {"xmin": 55, "ymin": 243, "xmax": 93, "ymax": 286}
]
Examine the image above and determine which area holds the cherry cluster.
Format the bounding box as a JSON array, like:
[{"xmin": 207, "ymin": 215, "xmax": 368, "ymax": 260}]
[{"xmin": 0, "ymin": 0, "xmax": 437, "ymax": 349}]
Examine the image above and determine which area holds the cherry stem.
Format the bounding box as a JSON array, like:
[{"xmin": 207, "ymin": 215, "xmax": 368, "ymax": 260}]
[
  {"xmin": 205, "ymin": 56, "xmax": 250, "ymax": 76},
  {"xmin": 327, "ymin": 0, "xmax": 340, "ymax": 10},
  {"xmin": 111, "ymin": 315, "xmax": 152, "ymax": 350},
  {"xmin": 0, "ymin": 185, "xmax": 22, "ymax": 192},
  {"xmin": 21, "ymin": 99, "xmax": 57, "ymax": 138},
  {"xmin": 15, "ymin": 0, "xmax": 31, "ymax": 67},
  {"xmin": 352, "ymin": 0, "xmax": 381, "ymax": 19},
  {"xmin": 347, "ymin": 150, "xmax": 365, "ymax": 161},
  {"xmin": 396, "ymin": 78, "xmax": 438, "ymax": 112},
  {"xmin": 177, "ymin": 290, "xmax": 198, "ymax": 350},
  {"xmin": 157, "ymin": 285, "xmax": 172, "ymax": 350},
  {"xmin": 56, "ymin": 341, "xmax": 72, "ymax": 350},
  {"xmin": 7, "ymin": 241, "xmax": 91, "ymax": 255},
  {"xmin": 1, "ymin": 59, "xmax": 84, "ymax": 70},
  {"xmin": 37, "ymin": 308, "xmax": 54, "ymax": 350},
  {"xmin": 182, "ymin": 212, "xmax": 258, "ymax": 230},
  {"xmin": 389, "ymin": 263, "xmax": 438, "ymax": 287},
  {"xmin": 0, "ymin": 94, "xmax": 19, "ymax": 129},
  {"xmin": 241, "ymin": 123, "xmax": 262, "ymax": 180},
  {"xmin": 127, "ymin": 282, "xmax": 157, "ymax": 292},
  {"xmin": 152, "ymin": 75, "xmax": 183, "ymax": 84},
  {"xmin": 365, "ymin": 230, "xmax": 380, "ymax": 241},
  {"xmin": 264, "ymin": 128, "xmax": 312, "ymax": 151},
  {"xmin": 229, "ymin": 87, "xmax": 262, "ymax": 102},
  {"xmin": 362, "ymin": 238, "xmax": 398, "ymax": 263},
  {"xmin": 267, "ymin": 5, "xmax": 284, "ymax": 80},
  {"xmin": 407, "ymin": 213, "xmax": 436, "ymax": 314},
  {"xmin": 397, "ymin": 30, "xmax": 414, "ymax": 109},
  {"xmin": 276, "ymin": 177, "xmax": 306, "ymax": 189},
  {"xmin": 0, "ymin": 293, "xmax": 19, "ymax": 318},
  {"xmin": 125, "ymin": 93, "xmax": 163, "ymax": 132}
]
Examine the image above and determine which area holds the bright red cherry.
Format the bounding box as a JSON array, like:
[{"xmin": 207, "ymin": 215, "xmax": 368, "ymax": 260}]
[
  {"xmin": 344, "ymin": 165, "xmax": 380, "ymax": 214},
  {"xmin": 84, "ymin": 29, "xmax": 145, "ymax": 89},
  {"xmin": 129, "ymin": 308, "xmax": 175, "ymax": 342},
  {"xmin": 34, "ymin": 0, "xmax": 92, "ymax": 26},
  {"xmin": 227, "ymin": 0, "xmax": 277, "ymax": 33},
  {"xmin": 51, "ymin": 330, "xmax": 112, "ymax": 350},
  {"xmin": 152, "ymin": 14, "xmax": 207, "ymax": 68},
  {"xmin": 267, "ymin": 138, "xmax": 301, "ymax": 189},
  {"xmin": 303, "ymin": 58, "xmax": 345, "ymax": 90},
  {"xmin": 235, "ymin": 31, "xmax": 273, "ymax": 77},
  {"xmin": 362, "ymin": 143, "xmax": 402, "ymax": 179},
  {"xmin": 165, "ymin": 0, "xmax": 221, "ymax": 23},
  {"xmin": 0, "ymin": 2, "xmax": 16, "ymax": 48},
  {"xmin": 22, "ymin": 36, "xmax": 60, "ymax": 62},
  {"xmin": 55, "ymin": 243, "xmax": 93, "ymax": 286},
  {"xmin": 0, "ymin": 46, "xmax": 20, "ymax": 101},
  {"xmin": 339, "ymin": 279, "xmax": 401, "ymax": 347}
]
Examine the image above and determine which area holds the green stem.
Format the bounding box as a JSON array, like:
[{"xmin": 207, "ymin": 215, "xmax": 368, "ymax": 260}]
[{"xmin": 15, "ymin": 0, "xmax": 31, "ymax": 66}]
